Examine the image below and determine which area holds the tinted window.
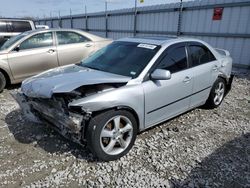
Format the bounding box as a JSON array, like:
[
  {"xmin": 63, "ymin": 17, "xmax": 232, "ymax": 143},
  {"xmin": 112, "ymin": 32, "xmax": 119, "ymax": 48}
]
[
  {"xmin": 1, "ymin": 32, "xmax": 29, "ymax": 50},
  {"xmin": 157, "ymin": 46, "xmax": 187, "ymax": 73},
  {"xmin": 19, "ymin": 32, "xmax": 53, "ymax": 50},
  {"xmin": 80, "ymin": 42, "xmax": 160, "ymax": 78},
  {"xmin": 0, "ymin": 21, "xmax": 7, "ymax": 32},
  {"xmin": 56, "ymin": 31, "xmax": 89, "ymax": 45},
  {"xmin": 189, "ymin": 45, "xmax": 216, "ymax": 66},
  {"xmin": 0, "ymin": 38, "xmax": 9, "ymax": 48},
  {"xmin": 11, "ymin": 21, "xmax": 32, "ymax": 32}
]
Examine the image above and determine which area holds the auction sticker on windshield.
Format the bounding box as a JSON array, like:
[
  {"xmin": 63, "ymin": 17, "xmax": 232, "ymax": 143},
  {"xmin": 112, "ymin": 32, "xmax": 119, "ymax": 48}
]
[{"xmin": 137, "ymin": 43, "xmax": 157, "ymax": 50}]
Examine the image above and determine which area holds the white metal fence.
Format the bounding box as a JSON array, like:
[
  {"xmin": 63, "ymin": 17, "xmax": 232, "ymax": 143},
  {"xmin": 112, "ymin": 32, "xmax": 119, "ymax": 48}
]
[{"xmin": 36, "ymin": 0, "xmax": 250, "ymax": 69}]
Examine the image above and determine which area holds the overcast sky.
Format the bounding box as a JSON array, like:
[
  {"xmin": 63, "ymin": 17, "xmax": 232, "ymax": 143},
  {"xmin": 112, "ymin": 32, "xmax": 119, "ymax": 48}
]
[{"xmin": 0, "ymin": 0, "xmax": 188, "ymax": 19}]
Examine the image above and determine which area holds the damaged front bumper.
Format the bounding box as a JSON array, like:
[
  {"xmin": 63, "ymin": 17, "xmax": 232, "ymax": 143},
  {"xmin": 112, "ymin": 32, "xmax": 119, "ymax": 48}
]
[{"xmin": 13, "ymin": 92, "xmax": 87, "ymax": 144}]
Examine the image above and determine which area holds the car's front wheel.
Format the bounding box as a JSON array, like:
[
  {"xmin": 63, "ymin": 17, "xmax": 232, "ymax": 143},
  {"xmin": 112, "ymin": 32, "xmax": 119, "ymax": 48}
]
[
  {"xmin": 86, "ymin": 109, "xmax": 138, "ymax": 161},
  {"xmin": 205, "ymin": 77, "xmax": 226, "ymax": 108}
]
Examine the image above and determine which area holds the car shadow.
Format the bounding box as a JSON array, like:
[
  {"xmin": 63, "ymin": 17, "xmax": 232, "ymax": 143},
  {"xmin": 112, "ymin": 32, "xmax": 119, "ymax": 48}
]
[
  {"xmin": 5, "ymin": 109, "xmax": 95, "ymax": 161},
  {"xmin": 6, "ymin": 83, "xmax": 21, "ymax": 90},
  {"xmin": 170, "ymin": 133, "xmax": 250, "ymax": 188}
]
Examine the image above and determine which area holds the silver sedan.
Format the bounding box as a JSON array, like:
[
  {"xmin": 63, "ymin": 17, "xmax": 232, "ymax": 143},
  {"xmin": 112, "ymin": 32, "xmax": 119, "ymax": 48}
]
[
  {"xmin": 15, "ymin": 37, "xmax": 233, "ymax": 161},
  {"xmin": 0, "ymin": 29, "xmax": 112, "ymax": 92}
]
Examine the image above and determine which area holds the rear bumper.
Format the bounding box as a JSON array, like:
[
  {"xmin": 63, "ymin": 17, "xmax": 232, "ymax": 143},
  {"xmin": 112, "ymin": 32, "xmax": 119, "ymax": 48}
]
[{"xmin": 225, "ymin": 74, "xmax": 234, "ymax": 96}]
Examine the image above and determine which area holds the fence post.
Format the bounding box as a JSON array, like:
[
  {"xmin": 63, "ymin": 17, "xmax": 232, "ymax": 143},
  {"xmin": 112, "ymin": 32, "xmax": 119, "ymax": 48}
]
[
  {"xmin": 58, "ymin": 11, "xmax": 62, "ymax": 28},
  {"xmin": 51, "ymin": 18, "xmax": 53, "ymax": 28},
  {"xmin": 85, "ymin": 5, "xmax": 88, "ymax": 31},
  {"xmin": 85, "ymin": 16, "xmax": 88, "ymax": 31},
  {"xmin": 133, "ymin": 0, "xmax": 137, "ymax": 36},
  {"xmin": 70, "ymin": 8, "xmax": 73, "ymax": 28},
  {"xmin": 105, "ymin": 1, "xmax": 108, "ymax": 38},
  {"xmin": 177, "ymin": 0, "xmax": 183, "ymax": 36}
]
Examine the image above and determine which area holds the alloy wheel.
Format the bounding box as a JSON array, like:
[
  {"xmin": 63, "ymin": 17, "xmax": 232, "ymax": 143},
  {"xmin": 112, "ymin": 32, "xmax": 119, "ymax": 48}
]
[
  {"xmin": 100, "ymin": 115, "xmax": 133, "ymax": 155},
  {"xmin": 214, "ymin": 82, "xmax": 225, "ymax": 105}
]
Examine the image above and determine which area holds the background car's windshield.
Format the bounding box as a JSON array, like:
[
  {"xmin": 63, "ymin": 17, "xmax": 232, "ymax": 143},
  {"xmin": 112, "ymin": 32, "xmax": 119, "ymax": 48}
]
[
  {"xmin": 80, "ymin": 41, "xmax": 160, "ymax": 78},
  {"xmin": 0, "ymin": 32, "xmax": 29, "ymax": 50}
]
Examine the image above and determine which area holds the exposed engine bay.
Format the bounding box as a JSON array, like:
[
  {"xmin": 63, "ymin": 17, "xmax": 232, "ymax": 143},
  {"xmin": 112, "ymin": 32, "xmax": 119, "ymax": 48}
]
[{"xmin": 14, "ymin": 83, "xmax": 125, "ymax": 145}]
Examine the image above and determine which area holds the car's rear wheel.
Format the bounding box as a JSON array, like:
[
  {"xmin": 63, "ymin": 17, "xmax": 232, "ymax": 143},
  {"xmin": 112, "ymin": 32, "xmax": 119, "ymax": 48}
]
[
  {"xmin": 0, "ymin": 72, "xmax": 6, "ymax": 93},
  {"xmin": 86, "ymin": 109, "xmax": 138, "ymax": 161},
  {"xmin": 205, "ymin": 77, "xmax": 226, "ymax": 108}
]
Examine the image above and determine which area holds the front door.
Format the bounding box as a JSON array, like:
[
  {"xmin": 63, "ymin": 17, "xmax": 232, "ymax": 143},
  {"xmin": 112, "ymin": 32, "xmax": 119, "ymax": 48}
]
[
  {"xmin": 143, "ymin": 44, "xmax": 193, "ymax": 128},
  {"xmin": 7, "ymin": 32, "xmax": 58, "ymax": 81}
]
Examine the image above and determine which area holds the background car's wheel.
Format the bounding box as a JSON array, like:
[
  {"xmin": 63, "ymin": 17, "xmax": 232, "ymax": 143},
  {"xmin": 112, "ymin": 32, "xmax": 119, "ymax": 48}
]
[
  {"xmin": 86, "ymin": 109, "xmax": 138, "ymax": 161},
  {"xmin": 205, "ymin": 77, "xmax": 226, "ymax": 109},
  {"xmin": 0, "ymin": 72, "xmax": 6, "ymax": 93}
]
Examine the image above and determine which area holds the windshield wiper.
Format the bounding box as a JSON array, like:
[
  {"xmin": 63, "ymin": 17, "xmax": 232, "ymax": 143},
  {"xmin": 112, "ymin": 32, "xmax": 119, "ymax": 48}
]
[{"xmin": 81, "ymin": 64, "xmax": 102, "ymax": 71}]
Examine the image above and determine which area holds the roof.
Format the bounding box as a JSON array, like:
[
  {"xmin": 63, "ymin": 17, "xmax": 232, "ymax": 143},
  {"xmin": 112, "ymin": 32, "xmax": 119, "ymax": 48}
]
[
  {"xmin": 0, "ymin": 18, "xmax": 34, "ymax": 22},
  {"xmin": 117, "ymin": 36, "xmax": 178, "ymax": 45},
  {"xmin": 117, "ymin": 36, "xmax": 209, "ymax": 47},
  {"xmin": 18, "ymin": 28, "xmax": 106, "ymax": 41}
]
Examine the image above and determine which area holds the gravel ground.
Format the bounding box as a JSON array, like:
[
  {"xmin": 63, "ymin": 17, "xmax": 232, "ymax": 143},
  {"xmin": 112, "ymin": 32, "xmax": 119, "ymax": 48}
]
[{"xmin": 0, "ymin": 72, "xmax": 249, "ymax": 188}]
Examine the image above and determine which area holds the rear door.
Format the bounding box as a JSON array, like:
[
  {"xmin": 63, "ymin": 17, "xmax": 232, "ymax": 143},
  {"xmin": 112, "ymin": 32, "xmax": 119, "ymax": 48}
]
[
  {"xmin": 55, "ymin": 31, "xmax": 95, "ymax": 66},
  {"xmin": 187, "ymin": 42, "xmax": 219, "ymax": 108},
  {"xmin": 143, "ymin": 43, "xmax": 194, "ymax": 127},
  {"xmin": 7, "ymin": 31, "xmax": 58, "ymax": 80}
]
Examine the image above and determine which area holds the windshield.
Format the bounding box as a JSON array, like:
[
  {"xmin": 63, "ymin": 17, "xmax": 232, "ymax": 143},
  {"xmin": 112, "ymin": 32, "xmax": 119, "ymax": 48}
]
[
  {"xmin": 0, "ymin": 32, "xmax": 29, "ymax": 50},
  {"xmin": 80, "ymin": 41, "xmax": 160, "ymax": 78}
]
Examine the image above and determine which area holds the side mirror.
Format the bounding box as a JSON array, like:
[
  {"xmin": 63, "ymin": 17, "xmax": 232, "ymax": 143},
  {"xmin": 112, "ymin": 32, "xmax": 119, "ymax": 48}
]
[
  {"xmin": 13, "ymin": 46, "xmax": 20, "ymax": 52},
  {"xmin": 151, "ymin": 69, "xmax": 171, "ymax": 80}
]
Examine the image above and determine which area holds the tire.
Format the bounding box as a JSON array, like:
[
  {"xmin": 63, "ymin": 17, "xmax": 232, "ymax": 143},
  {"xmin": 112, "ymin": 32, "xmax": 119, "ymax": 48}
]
[
  {"xmin": 86, "ymin": 109, "xmax": 138, "ymax": 161},
  {"xmin": 205, "ymin": 77, "xmax": 226, "ymax": 109},
  {"xmin": 0, "ymin": 72, "xmax": 6, "ymax": 93}
]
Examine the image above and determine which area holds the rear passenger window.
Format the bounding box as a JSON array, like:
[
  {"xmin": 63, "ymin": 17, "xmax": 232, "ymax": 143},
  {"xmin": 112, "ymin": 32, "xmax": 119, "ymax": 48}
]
[
  {"xmin": 56, "ymin": 31, "xmax": 90, "ymax": 45},
  {"xmin": 0, "ymin": 21, "xmax": 7, "ymax": 32},
  {"xmin": 19, "ymin": 32, "xmax": 53, "ymax": 50},
  {"xmin": 157, "ymin": 46, "xmax": 187, "ymax": 73},
  {"xmin": 189, "ymin": 45, "xmax": 216, "ymax": 66},
  {"xmin": 11, "ymin": 21, "xmax": 32, "ymax": 32}
]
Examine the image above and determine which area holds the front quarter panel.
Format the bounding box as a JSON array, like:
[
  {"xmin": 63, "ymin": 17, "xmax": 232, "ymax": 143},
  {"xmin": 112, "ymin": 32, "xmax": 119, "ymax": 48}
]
[
  {"xmin": 0, "ymin": 55, "xmax": 14, "ymax": 83},
  {"xmin": 69, "ymin": 84, "xmax": 145, "ymax": 131}
]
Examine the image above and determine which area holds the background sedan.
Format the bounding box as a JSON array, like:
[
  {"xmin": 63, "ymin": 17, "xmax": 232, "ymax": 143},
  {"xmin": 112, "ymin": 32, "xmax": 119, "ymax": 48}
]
[{"xmin": 0, "ymin": 29, "xmax": 112, "ymax": 92}]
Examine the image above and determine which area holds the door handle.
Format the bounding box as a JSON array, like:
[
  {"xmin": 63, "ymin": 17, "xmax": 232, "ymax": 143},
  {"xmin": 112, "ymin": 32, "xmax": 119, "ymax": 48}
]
[
  {"xmin": 85, "ymin": 43, "xmax": 92, "ymax": 47},
  {"xmin": 183, "ymin": 76, "xmax": 191, "ymax": 83},
  {"xmin": 212, "ymin": 65, "xmax": 218, "ymax": 71},
  {"xmin": 47, "ymin": 49, "xmax": 56, "ymax": 54}
]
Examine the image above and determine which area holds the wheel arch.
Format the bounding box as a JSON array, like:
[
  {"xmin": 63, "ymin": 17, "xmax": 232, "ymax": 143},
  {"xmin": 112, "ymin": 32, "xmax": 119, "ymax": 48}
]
[
  {"xmin": 218, "ymin": 74, "xmax": 234, "ymax": 96},
  {"xmin": 91, "ymin": 106, "xmax": 140, "ymax": 130},
  {"xmin": 218, "ymin": 74, "xmax": 227, "ymax": 83},
  {"xmin": 0, "ymin": 68, "xmax": 11, "ymax": 85},
  {"xmin": 82, "ymin": 105, "xmax": 141, "ymax": 143}
]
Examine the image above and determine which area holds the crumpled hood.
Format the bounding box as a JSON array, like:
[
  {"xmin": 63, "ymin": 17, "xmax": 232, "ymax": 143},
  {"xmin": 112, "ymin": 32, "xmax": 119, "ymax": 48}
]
[{"xmin": 22, "ymin": 64, "xmax": 131, "ymax": 98}]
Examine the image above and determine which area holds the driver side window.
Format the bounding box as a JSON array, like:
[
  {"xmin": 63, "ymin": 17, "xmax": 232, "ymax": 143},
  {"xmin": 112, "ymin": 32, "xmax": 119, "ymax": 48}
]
[
  {"xmin": 19, "ymin": 32, "xmax": 53, "ymax": 50},
  {"xmin": 157, "ymin": 46, "xmax": 188, "ymax": 73}
]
